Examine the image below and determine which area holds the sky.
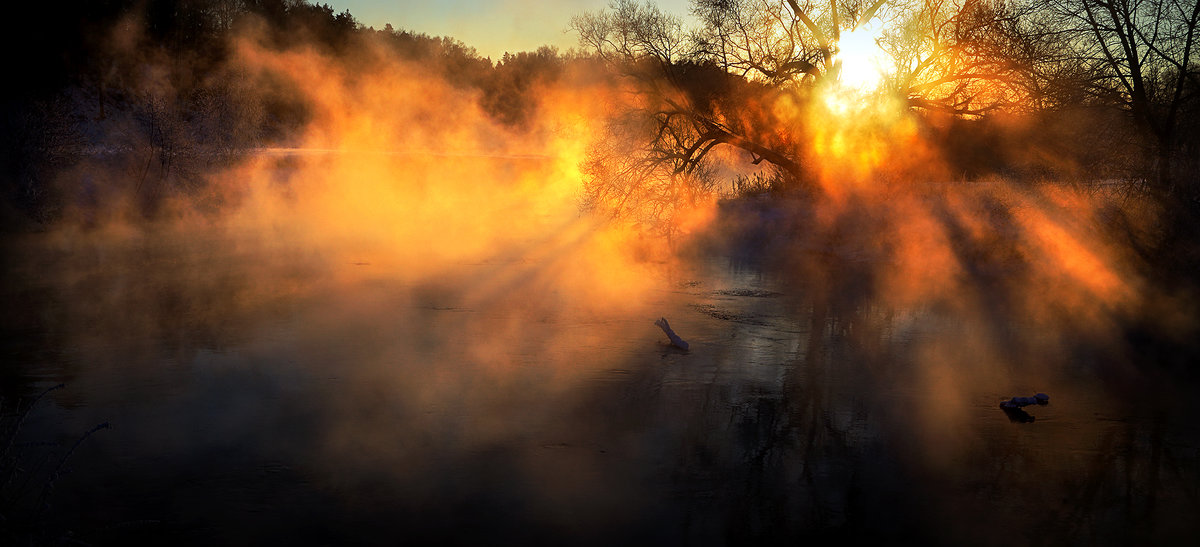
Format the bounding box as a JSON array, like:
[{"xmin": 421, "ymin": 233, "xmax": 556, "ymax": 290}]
[{"xmin": 324, "ymin": 0, "xmax": 694, "ymax": 60}]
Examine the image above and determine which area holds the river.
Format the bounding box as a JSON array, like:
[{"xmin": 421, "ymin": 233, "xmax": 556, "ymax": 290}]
[{"xmin": 2, "ymin": 204, "xmax": 1198, "ymax": 545}]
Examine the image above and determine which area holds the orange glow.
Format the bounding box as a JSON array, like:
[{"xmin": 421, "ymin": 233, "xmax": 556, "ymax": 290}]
[
  {"xmin": 42, "ymin": 12, "xmax": 1159, "ymax": 391},
  {"xmin": 803, "ymin": 83, "xmax": 935, "ymax": 197},
  {"xmin": 201, "ymin": 32, "xmax": 673, "ymax": 328}
]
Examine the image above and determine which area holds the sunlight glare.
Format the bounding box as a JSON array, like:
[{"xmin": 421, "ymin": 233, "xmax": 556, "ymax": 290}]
[{"xmin": 836, "ymin": 23, "xmax": 889, "ymax": 91}]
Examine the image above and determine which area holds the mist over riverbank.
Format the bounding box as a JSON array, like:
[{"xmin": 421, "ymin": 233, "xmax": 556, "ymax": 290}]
[{"xmin": 4, "ymin": 1, "xmax": 1200, "ymax": 544}]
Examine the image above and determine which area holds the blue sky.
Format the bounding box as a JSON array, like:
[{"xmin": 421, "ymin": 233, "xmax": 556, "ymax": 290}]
[{"xmin": 324, "ymin": 0, "xmax": 693, "ymax": 60}]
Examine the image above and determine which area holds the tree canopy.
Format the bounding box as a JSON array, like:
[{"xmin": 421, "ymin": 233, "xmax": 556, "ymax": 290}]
[{"xmin": 571, "ymin": 0, "xmax": 1199, "ymax": 224}]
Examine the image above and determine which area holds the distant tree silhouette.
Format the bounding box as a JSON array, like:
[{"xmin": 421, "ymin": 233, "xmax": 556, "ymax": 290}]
[
  {"xmin": 483, "ymin": 47, "xmax": 565, "ymax": 127},
  {"xmin": 1041, "ymin": 0, "xmax": 1200, "ymax": 197}
]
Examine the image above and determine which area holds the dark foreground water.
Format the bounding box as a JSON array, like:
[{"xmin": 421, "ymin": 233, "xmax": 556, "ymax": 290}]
[{"xmin": 2, "ymin": 225, "xmax": 1199, "ymax": 546}]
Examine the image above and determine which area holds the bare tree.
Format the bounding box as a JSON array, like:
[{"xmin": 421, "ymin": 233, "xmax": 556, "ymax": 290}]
[
  {"xmin": 690, "ymin": 0, "xmax": 887, "ymax": 84},
  {"xmin": 571, "ymin": 1, "xmax": 1051, "ymax": 223},
  {"xmin": 882, "ymin": 0, "xmax": 1048, "ymax": 115},
  {"xmin": 1042, "ymin": 0, "xmax": 1200, "ymax": 195},
  {"xmin": 573, "ymin": 0, "xmax": 808, "ymax": 227},
  {"xmin": 572, "ymin": 1, "xmax": 886, "ymax": 222}
]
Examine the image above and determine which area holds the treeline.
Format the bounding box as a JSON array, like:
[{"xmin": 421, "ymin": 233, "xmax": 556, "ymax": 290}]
[
  {"xmin": 4, "ymin": 1, "xmax": 1198, "ymax": 231},
  {"xmin": 572, "ymin": 1, "xmax": 1200, "ymax": 208},
  {"xmin": 1, "ymin": 0, "xmax": 571, "ymax": 227}
]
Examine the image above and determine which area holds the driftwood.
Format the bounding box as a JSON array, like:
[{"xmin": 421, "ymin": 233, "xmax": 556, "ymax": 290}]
[
  {"xmin": 999, "ymin": 393, "xmax": 1049, "ymax": 409},
  {"xmin": 999, "ymin": 393, "xmax": 1048, "ymax": 423},
  {"xmin": 654, "ymin": 317, "xmax": 689, "ymax": 350}
]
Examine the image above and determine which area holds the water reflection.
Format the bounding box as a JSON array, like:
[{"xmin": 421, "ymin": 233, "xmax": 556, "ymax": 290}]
[{"xmin": 2, "ymin": 230, "xmax": 1198, "ymax": 545}]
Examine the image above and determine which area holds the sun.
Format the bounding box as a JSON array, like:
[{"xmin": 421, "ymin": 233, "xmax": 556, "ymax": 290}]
[{"xmin": 835, "ymin": 23, "xmax": 889, "ymax": 91}]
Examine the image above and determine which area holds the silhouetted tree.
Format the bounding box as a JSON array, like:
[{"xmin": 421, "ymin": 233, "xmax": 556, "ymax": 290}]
[
  {"xmin": 878, "ymin": 0, "xmax": 1047, "ymax": 115},
  {"xmin": 1041, "ymin": 0, "xmax": 1200, "ymax": 197},
  {"xmin": 572, "ymin": 1, "xmax": 811, "ymax": 226},
  {"xmin": 570, "ymin": 0, "xmax": 1056, "ymax": 223},
  {"xmin": 483, "ymin": 46, "xmax": 566, "ymax": 127}
]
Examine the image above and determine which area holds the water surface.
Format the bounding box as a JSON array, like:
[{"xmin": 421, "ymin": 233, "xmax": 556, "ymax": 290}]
[{"xmin": 2, "ymin": 225, "xmax": 1198, "ymax": 545}]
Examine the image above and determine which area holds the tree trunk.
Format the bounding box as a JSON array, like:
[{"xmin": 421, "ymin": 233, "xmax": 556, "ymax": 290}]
[{"xmin": 1154, "ymin": 133, "xmax": 1176, "ymax": 199}]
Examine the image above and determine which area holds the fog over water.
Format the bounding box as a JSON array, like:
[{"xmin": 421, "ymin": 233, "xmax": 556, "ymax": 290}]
[
  {"xmin": 3, "ymin": 17, "xmax": 1199, "ymax": 546},
  {"xmin": 5, "ymin": 166, "xmax": 1200, "ymax": 544}
]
